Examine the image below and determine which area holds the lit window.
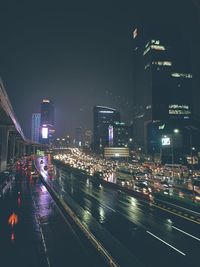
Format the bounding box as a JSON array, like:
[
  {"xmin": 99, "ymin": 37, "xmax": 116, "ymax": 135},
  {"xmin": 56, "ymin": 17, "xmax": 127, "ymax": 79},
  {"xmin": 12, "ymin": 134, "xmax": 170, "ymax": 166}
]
[
  {"xmin": 144, "ymin": 63, "xmax": 150, "ymax": 70},
  {"xmin": 169, "ymin": 104, "xmax": 191, "ymax": 115},
  {"xmin": 143, "ymin": 46, "xmax": 150, "ymax": 56},
  {"xmin": 146, "ymin": 105, "xmax": 151, "ymax": 110},
  {"xmin": 143, "ymin": 43, "xmax": 166, "ymax": 56},
  {"xmin": 171, "ymin": 73, "xmax": 192, "ymax": 78},
  {"xmin": 169, "ymin": 110, "xmax": 191, "ymax": 115},
  {"xmin": 151, "ymin": 40, "xmax": 160, "ymax": 44},
  {"xmin": 145, "ymin": 42, "xmax": 150, "ymax": 48},
  {"xmin": 152, "ymin": 61, "xmax": 172, "ymax": 66},
  {"xmin": 169, "ymin": 104, "xmax": 189, "ymax": 110},
  {"xmin": 133, "ymin": 28, "xmax": 138, "ymax": 39},
  {"xmin": 151, "ymin": 45, "xmax": 166, "ymax": 51}
]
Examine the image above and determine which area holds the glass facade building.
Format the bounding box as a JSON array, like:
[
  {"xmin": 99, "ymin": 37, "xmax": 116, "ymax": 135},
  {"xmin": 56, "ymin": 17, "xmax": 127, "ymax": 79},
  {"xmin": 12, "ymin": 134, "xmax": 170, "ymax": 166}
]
[
  {"xmin": 132, "ymin": 26, "xmax": 193, "ymax": 157},
  {"xmin": 93, "ymin": 106, "xmax": 120, "ymax": 151}
]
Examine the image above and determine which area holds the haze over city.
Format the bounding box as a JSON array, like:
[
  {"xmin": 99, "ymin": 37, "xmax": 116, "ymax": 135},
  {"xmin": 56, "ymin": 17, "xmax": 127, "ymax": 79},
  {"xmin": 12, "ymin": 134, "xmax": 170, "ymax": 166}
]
[
  {"xmin": 1, "ymin": 1, "xmax": 200, "ymax": 267},
  {"xmin": 1, "ymin": 0, "xmax": 200, "ymax": 138}
]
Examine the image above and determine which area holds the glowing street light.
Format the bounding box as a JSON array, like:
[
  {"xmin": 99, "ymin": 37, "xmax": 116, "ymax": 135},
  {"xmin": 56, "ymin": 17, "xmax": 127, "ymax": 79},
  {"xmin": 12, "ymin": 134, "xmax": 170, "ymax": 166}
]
[{"xmin": 173, "ymin": 128, "xmax": 179, "ymax": 134}]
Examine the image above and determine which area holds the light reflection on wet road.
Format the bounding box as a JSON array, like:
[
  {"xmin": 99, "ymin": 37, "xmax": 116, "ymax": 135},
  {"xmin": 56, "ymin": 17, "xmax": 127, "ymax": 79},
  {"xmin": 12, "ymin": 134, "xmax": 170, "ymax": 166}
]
[
  {"xmin": 41, "ymin": 161, "xmax": 200, "ymax": 267},
  {"xmin": 0, "ymin": 169, "xmax": 108, "ymax": 267}
]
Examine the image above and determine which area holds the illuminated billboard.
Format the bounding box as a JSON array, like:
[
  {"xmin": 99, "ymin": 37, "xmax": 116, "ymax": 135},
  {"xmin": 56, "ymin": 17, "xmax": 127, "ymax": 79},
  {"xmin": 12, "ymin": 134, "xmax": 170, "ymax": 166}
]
[
  {"xmin": 104, "ymin": 147, "xmax": 130, "ymax": 158},
  {"xmin": 42, "ymin": 127, "xmax": 48, "ymax": 139},
  {"xmin": 161, "ymin": 136, "xmax": 171, "ymax": 146}
]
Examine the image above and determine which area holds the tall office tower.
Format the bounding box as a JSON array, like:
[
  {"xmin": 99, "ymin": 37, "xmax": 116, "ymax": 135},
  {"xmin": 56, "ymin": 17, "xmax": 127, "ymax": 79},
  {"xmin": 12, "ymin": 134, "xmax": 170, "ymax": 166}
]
[
  {"xmin": 31, "ymin": 113, "xmax": 41, "ymax": 143},
  {"xmin": 93, "ymin": 106, "xmax": 120, "ymax": 151},
  {"xmin": 112, "ymin": 122, "xmax": 133, "ymax": 148},
  {"xmin": 40, "ymin": 99, "xmax": 55, "ymax": 144},
  {"xmin": 75, "ymin": 127, "xmax": 83, "ymax": 147},
  {"xmin": 84, "ymin": 130, "xmax": 92, "ymax": 147},
  {"xmin": 132, "ymin": 26, "xmax": 193, "ymax": 158}
]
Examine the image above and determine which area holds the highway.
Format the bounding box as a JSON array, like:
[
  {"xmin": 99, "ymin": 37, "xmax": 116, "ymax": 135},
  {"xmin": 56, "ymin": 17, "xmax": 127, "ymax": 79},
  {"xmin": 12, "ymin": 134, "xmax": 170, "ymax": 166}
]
[{"xmin": 39, "ymin": 159, "xmax": 200, "ymax": 267}]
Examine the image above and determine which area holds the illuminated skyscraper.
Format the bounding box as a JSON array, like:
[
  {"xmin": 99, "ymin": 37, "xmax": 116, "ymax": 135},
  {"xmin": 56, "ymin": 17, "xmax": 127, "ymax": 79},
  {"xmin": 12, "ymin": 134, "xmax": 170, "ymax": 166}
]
[
  {"xmin": 40, "ymin": 99, "xmax": 55, "ymax": 144},
  {"xmin": 31, "ymin": 113, "xmax": 41, "ymax": 143},
  {"xmin": 93, "ymin": 106, "xmax": 120, "ymax": 151},
  {"xmin": 112, "ymin": 122, "xmax": 133, "ymax": 148},
  {"xmin": 132, "ymin": 26, "xmax": 193, "ymax": 158},
  {"xmin": 41, "ymin": 99, "xmax": 55, "ymax": 126}
]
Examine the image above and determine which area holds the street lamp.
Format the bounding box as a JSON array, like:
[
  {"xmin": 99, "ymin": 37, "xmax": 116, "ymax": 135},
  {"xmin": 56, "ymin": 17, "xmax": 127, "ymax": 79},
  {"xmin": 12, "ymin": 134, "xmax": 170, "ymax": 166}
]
[
  {"xmin": 174, "ymin": 128, "xmax": 179, "ymax": 134},
  {"xmin": 171, "ymin": 129, "xmax": 180, "ymax": 179},
  {"xmin": 191, "ymin": 146, "xmax": 195, "ymax": 177}
]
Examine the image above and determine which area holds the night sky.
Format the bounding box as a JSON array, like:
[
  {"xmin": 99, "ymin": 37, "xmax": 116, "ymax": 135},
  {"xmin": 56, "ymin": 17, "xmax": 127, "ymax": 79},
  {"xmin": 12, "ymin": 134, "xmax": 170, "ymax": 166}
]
[{"xmin": 0, "ymin": 0, "xmax": 199, "ymax": 139}]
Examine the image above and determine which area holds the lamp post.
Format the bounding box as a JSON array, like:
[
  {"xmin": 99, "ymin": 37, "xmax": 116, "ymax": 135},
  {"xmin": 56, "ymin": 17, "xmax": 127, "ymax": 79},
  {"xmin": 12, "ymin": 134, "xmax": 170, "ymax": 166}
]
[
  {"xmin": 189, "ymin": 131, "xmax": 195, "ymax": 176},
  {"xmin": 172, "ymin": 129, "xmax": 179, "ymax": 180},
  {"xmin": 191, "ymin": 146, "xmax": 195, "ymax": 194}
]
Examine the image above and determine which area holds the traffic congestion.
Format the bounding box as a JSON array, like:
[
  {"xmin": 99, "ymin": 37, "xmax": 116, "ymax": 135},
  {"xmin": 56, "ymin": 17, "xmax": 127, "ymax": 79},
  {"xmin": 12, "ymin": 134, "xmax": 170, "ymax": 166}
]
[{"xmin": 53, "ymin": 149, "xmax": 200, "ymax": 205}]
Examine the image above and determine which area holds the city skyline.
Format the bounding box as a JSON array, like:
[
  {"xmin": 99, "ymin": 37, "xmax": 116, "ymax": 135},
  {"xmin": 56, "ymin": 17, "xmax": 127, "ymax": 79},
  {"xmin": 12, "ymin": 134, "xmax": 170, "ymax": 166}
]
[
  {"xmin": 1, "ymin": 2, "xmax": 200, "ymax": 266},
  {"xmin": 0, "ymin": 1, "xmax": 200, "ymax": 138}
]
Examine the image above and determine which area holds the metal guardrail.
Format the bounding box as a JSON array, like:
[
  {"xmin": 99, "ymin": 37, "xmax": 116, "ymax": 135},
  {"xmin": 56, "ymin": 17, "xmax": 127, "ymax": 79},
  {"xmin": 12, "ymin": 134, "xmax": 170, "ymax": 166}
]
[
  {"xmin": 35, "ymin": 161, "xmax": 119, "ymax": 267},
  {"xmin": 59, "ymin": 198, "xmax": 119, "ymax": 267},
  {"xmin": 154, "ymin": 197, "xmax": 200, "ymax": 216}
]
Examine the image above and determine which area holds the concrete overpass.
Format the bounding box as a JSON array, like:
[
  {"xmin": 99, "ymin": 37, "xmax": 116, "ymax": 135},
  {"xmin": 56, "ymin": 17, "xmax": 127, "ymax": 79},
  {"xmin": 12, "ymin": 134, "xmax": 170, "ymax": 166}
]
[{"xmin": 0, "ymin": 78, "xmax": 45, "ymax": 171}]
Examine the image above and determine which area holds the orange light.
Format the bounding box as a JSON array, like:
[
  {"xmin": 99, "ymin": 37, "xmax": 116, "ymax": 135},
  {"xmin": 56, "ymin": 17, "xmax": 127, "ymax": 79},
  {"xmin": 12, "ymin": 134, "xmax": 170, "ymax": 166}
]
[
  {"xmin": 11, "ymin": 232, "xmax": 15, "ymax": 241},
  {"xmin": 8, "ymin": 213, "xmax": 18, "ymax": 226}
]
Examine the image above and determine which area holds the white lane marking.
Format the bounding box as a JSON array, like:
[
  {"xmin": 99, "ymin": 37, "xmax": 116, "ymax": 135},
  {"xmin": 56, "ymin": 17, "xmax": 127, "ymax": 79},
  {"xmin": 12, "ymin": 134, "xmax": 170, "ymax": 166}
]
[
  {"xmin": 146, "ymin": 230, "xmax": 186, "ymax": 256},
  {"xmin": 81, "ymin": 189, "xmax": 117, "ymax": 213},
  {"xmin": 172, "ymin": 226, "xmax": 200, "ymax": 242},
  {"xmin": 101, "ymin": 203, "xmax": 116, "ymax": 213}
]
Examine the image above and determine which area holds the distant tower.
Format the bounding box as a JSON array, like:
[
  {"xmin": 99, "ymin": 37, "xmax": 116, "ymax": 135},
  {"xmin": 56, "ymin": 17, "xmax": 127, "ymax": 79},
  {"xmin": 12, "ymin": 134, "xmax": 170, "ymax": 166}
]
[
  {"xmin": 93, "ymin": 106, "xmax": 120, "ymax": 151},
  {"xmin": 40, "ymin": 99, "xmax": 55, "ymax": 144},
  {"xmin": 84, "ymin": 130, "xmax": 92, "ymax": 147},
  {"xmin": 31, "ymin": 113, "xmax": 41, "ymax": 143},
  {"xmin": 75, "ymin": 127, "xmax": 83, "ymax": 147}
]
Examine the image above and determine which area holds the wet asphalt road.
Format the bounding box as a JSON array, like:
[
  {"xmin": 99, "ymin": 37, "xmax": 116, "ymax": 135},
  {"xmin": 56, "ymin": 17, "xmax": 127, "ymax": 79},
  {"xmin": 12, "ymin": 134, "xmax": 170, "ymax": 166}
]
[
  {"xmin": 38, "ymin": 159, "xmax": 200, "ymax": 267},
  {"xmin": 0, "ymin": 168, "xmax": 108, "ymax": 267}
]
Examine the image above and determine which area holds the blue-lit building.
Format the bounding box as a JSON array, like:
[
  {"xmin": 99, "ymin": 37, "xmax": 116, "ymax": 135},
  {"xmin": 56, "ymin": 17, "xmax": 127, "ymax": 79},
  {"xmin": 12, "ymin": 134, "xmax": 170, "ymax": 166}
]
[
  {"xmin": 31, "ymin": 113, "xmax": 41, "ymax": 143},
  {"xmin": 93, "ymin": 106, "xmax": 120, "ymax": 151}
]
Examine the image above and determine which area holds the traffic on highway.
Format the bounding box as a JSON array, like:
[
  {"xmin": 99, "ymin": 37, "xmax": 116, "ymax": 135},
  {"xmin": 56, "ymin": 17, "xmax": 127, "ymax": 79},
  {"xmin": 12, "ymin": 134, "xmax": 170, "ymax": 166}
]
[
  {"xmin": 36, "ymin": 152, "xmax": 200, "ymax": 267},
  {"xmin": 53, "ymin": 149, "xmax": 200, "ymax": 204}
]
